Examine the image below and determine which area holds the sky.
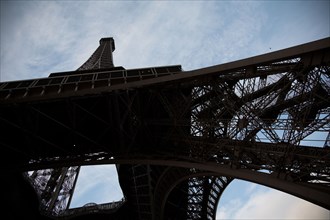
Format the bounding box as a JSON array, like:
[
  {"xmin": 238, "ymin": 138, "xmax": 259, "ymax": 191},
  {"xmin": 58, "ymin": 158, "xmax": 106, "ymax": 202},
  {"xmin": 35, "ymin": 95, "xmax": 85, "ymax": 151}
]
[{"xmin": 1, "ymin": 0, "xmax": 329, "ymax": 219}]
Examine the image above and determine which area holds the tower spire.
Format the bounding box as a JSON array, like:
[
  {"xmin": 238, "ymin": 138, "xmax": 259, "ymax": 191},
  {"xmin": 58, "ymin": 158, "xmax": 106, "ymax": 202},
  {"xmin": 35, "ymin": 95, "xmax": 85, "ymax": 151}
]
[{"xmin": 77, "ymin": 37, "xmax": 115, "ymax": 71}]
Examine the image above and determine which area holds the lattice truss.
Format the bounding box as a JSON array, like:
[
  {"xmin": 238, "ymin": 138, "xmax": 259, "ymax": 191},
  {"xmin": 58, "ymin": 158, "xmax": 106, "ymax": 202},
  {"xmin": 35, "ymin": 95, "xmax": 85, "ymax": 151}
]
[
  {"xmin": 190, "ymin": 59, "xmax": 329, "ymax": 144},
  {"xmin": 26, "ymin": 167, "xmax": 80, "ymax": 215},
  {"xmin": 144, "ymin": 55, "xmax": 330, "ymax": 218},
  {"xmin": 14, "ymin": 42, "xmax": 330, "ymax": 218},
  {"xmin": 186, "ymin": 57, "xmax": 330, "ymax": 184},
  {"xmin": 151, "ymin": 165, "xmax": 232, "ymax": 220},
  {"xmin": 77, "ymin": 37, "xmax": 115, "ymax": 71},
  {"xmin": 185, "ymin": 176, "xmax": 231, "ymax": 220}
]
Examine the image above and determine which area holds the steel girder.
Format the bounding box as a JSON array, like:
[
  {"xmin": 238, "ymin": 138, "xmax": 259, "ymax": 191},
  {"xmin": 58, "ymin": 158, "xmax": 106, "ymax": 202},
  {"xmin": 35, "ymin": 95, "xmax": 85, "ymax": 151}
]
[
  {"xmin": 77, "ymin": 37, "xmax": 115, "ymax": 71},
  {"xmin": 0, "ymin": 37, "xmax": 329, "ymax": 219}
]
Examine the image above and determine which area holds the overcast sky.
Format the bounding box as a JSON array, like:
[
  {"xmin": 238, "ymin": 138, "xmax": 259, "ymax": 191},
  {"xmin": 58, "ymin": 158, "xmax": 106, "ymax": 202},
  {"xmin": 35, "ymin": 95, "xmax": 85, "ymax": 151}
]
[{"xmin": 1, "ymin": 1, "xmax": 329, "ymax": 219}]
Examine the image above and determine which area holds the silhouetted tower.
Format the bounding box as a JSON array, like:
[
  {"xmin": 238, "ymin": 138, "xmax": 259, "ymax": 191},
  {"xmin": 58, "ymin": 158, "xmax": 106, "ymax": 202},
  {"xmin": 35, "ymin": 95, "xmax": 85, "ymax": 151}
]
[
  {"xmin": 77, "ymin": 37, "xmax": 115, "ymax": 70},
  {"xmin": 24, "ymin": 37, "xmax": 118, "ymax": 216},
  {"xmin": 1, "ymin": 37, "xmax": 329, "ymax": 219}
]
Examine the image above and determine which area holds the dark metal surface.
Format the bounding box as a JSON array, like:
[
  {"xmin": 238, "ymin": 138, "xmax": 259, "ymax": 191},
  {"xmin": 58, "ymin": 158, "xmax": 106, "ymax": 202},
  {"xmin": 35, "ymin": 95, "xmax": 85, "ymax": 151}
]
[{"xmin": 1, "ymin": 37, "xmax": 329, "ymax": 219}]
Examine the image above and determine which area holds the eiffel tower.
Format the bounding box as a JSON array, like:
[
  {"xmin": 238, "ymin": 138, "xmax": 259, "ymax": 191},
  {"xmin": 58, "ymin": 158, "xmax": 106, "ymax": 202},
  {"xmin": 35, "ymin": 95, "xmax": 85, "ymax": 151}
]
[{"xmin": 1, "ymin": 37, "xmax": 330, "ymax": 219}]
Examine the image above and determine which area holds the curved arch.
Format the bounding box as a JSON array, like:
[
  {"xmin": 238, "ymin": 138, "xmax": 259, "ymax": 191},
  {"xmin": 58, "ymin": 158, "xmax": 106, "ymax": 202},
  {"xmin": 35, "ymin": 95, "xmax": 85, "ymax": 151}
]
[
  {"xmin": 158, "ymin": 171, "xmax": 232, "ymax": 220},
  {"xmin": 25, "ymin": 157, "xmax": 330, "ymax": 210},
  {"xmin": 152, "ymin": 166, "xmax": 232, "ymax": 219}
]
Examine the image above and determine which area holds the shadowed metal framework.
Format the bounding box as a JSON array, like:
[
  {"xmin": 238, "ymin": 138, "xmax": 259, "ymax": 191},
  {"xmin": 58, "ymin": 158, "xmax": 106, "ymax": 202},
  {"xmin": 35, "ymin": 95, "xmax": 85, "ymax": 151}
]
[{"xmin": 1, "ymin": 37, "xmax": 329, "ymax": 219}]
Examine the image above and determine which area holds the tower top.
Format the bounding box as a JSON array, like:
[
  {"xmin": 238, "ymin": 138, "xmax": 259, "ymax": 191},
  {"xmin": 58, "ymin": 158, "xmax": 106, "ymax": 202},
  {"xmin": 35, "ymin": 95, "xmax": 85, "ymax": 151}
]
[
  {"xmin": 77, "ymin": 37, "xmax": 116, "ymax": 71},
  {"xmin": 99, "ymin": 37, "xmax": 115, "ymax": 51}
]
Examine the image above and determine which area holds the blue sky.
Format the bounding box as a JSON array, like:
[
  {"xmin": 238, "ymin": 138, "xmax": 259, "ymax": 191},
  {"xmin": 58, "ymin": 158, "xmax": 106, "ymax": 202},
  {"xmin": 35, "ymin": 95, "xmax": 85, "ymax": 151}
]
[{"xmin": 1, "ymin": 1, "xmax": 329, "ymax": 219}]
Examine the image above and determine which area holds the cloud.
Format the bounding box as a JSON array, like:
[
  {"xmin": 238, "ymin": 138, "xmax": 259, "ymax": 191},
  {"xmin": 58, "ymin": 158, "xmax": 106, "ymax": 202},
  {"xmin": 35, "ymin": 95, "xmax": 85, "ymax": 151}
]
[
  {"xmin": 1, "ymin": 1, "xmax": 329, "ymax": 218},
  {"xmin": 113, "ymin": 1, "xmax": 268, "ymax": 70},
  {"xmin": 1, "ymin": 1, "xmax": 328, "ymax": 82},
  {"xmin": 70, "ymin": 165, "xmax": 123, "ymax": 208},
  {"xmin": 217, "ymin": 181, "xmax": 330, "ymax": 220},
  {"xmin": 1, "ymin": 1, "xmax": 268, "ymax": 81},
  {"xmin": 0, "ymin": 1, "xmax": 81, "ymax": 80}
]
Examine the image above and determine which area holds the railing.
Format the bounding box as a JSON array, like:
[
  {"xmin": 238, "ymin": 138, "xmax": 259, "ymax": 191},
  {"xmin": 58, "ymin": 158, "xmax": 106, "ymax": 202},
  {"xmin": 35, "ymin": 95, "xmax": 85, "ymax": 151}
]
[
  {"xmin": 0, "ymin": 65, "xmax": 182, "ymax": 103},
  {"xmin": 45, "ymin": 198, "xmax": 126, "ymax": 219}
]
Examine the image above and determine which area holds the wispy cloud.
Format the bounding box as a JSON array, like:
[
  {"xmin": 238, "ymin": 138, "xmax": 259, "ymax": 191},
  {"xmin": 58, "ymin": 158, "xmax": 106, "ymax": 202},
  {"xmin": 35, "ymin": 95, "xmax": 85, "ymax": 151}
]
[
  {"xmin": 1, "ymin": 1, "xmax": 329, "ymax": 81},
  {"xmin": 1, "ymin": 1, "xmax": 81, "ymax": 80},
  {"xmin": 112, "ymin": 1, "xmax": 268, "ymax": 70},
  {"xmin": 1, "ymin": 1, "xmax": 329, "ymax": 218},
  {"xmin": 217, "ymin": 180, "xmax": 330, "ymax": 220},
  {"xmin": 70, "ymin": 165, "xmax": 123, "ymax": 208}
]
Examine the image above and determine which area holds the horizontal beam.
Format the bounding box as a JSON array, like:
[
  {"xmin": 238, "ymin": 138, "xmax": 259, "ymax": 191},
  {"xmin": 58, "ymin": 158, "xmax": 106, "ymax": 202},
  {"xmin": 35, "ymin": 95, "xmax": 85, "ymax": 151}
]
[
  {"xmin": 1, "ymin": 38, "xmax": 328, "ymax": 104},
  {"xmin": 23, "ymin": 157, "xmax": 330, "ymax": 210}
]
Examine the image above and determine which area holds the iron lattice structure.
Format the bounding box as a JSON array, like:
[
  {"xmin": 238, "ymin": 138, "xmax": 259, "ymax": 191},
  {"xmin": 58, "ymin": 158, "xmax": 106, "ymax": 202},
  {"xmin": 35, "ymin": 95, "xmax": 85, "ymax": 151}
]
[{"xmin": 1, "ymin": 37, "xmax": 330, "ymax": 219}]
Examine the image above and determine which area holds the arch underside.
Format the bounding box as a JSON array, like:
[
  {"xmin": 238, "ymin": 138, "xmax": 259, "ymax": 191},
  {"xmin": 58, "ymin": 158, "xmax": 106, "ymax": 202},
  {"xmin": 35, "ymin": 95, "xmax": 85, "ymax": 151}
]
[
  {"xmin": 157, "ymin": 168, "xmax": 232, "ymax": 220},
  {"xmin": 117, "ymin": 164, "xmax": 232, "ymax": 220},
  {"xmin": 24, "ymin": 150, "xmax": 330, "ymax": 212},
  {"xmin": 1, "ymin": 38, "xmax": 329, "ymax": 219}
]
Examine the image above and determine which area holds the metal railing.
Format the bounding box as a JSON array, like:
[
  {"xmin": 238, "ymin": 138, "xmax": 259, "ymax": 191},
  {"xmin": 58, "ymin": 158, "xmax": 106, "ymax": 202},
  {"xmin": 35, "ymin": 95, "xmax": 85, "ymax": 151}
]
[{"xmin": 0, "ymin": 65, "xmax": 182, "ymax": 103}]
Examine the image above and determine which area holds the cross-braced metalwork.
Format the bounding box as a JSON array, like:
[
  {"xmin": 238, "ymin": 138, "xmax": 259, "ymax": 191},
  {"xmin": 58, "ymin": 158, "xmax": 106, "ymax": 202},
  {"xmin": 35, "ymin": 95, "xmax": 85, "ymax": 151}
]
[{"xmin": 1, "ymin": 37, "xmax": 329, "ymax": 219}]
